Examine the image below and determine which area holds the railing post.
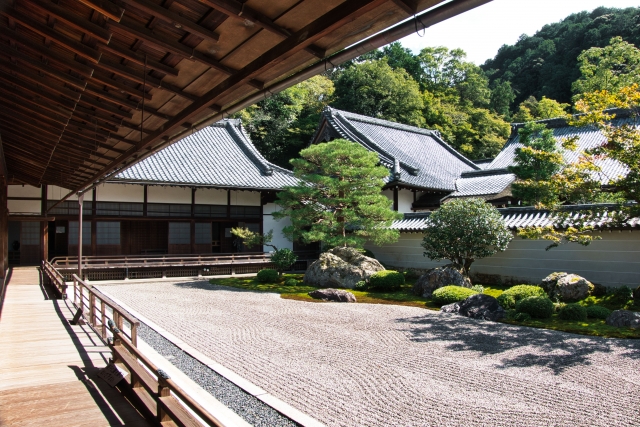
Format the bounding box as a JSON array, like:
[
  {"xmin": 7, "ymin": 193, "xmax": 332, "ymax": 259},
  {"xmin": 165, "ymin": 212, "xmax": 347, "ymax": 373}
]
[
  {"xmin": 156, "ymin": 370, "xmax": 172, "ymax": 424},
  {"xmin": 74, "ymin": 276, "xmax": 78, "ymax": 307},
  {"xmin": 101, "ymin": 300, "xmax": 106, "ymax": 339},
  {"xmin": 89, "ymin": 292, "xmax": 96, "ymax": 328},
  {"xmin": 131, "ymin": 323, "xmax": 138, "ymax": 348}
]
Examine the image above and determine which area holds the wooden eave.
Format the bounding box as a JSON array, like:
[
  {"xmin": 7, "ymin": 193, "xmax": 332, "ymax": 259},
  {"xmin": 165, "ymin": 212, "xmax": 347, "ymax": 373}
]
[{"xmin": 0, "ymin": 0, "xmax": 491, "ymax": 201}]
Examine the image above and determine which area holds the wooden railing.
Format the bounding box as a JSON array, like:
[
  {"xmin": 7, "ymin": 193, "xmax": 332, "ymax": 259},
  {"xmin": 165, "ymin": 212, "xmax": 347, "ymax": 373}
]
[
  {"xmin": 42, "ymin": 260, "xmax": 68, "ymax": 298},
  {"xmin": 52, "ymin": 252, "xmax": 270, "ymax": 269},
  {"xmin": 72, "ymin": 274, "xmax": 139, "ymax": 346},
  {"xmin": 109, "ymin": 324, "xmax": 225, "ymax": 427}
]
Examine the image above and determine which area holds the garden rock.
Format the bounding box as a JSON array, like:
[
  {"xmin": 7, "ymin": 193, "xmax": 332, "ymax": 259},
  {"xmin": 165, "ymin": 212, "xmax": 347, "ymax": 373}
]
[
  {"xmin": 605, "ymin": 310, "xmax": 640, "ymax": 328},
  {"xmin": 440, "ymin": 302, "xmax": 460, "ymax": 314},
  {"xmin": 458, "ymin": 294, "xmax": 506, "ymax": 321},
  {"xmin": 540, "ymin": 272, "xmax": 568, "ymax": 292},
  {"xmin": 549, "ymin": 274, "xmax": 593, "ymax": 302},
  {"xmin": 304, "ymin": 247, "xmax": 384, "ymax": 289},
  {"xmin": 412, "ymin": 265, "xmax": 471, "ymax": 297},
  {"xmin": 308, "ymin": 288, "xmax": 357, "ymax": 303}
]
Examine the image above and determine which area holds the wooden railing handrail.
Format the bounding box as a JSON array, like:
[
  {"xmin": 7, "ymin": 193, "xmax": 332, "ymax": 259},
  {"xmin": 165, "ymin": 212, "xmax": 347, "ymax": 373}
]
[
  {"xmin": 42, "ymin": 260, "xmax": 68, "ymax": 298},
  {"xmin": 51, "ymin": 252, "xmax": 265, "ymax": 266},
  {"xmin": 72, "ymin": 273, "xmax": 140, "ymax": 346},
  {"xmin": 110, "ymin": 325, "xmax": 225, "ymax": 427}
]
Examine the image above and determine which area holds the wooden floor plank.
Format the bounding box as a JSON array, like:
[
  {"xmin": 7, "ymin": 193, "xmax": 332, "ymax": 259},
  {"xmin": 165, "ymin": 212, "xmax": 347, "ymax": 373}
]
[{"xmin": 0, "ymin": 267, "xmax": 150, "ymax": 426}]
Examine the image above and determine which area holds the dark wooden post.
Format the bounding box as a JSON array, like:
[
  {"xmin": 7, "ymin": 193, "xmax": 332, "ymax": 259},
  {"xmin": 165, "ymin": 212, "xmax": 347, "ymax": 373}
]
[
  {"xmin": 77, "ymin": 193, "xmax": 84, "ymax": 280},
  {"xmin": 0, "ymin": 177, "xmax": 6, "ymax": 278},
  {"xmin": 143, "ymin": 185, "xmax": 148, "ymax": 217},
  {"xmin": 190, "ymin": 188, "xmax": 196, "ymax": 254},
  {"xmin": 393, "ymin": 187, "xmax": 399, "ymax": 211},
  {"xmin": 40, "ymin": 185, "xmax": 48, "ymax": 262}
]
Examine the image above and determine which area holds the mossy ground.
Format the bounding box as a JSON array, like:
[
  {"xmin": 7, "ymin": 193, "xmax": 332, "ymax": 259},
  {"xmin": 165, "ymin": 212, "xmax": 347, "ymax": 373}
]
[{"xmin": 208, "ymin": 276, "xmax": 639, "ymax": 339}]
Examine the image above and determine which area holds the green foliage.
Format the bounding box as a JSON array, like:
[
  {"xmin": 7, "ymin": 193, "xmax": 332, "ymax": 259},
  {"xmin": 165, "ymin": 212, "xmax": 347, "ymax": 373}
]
[
  {"xmin": 368, "ymin": 270, "xmax": 405, "ymax": 292},
  {"xmin": 516, "ymin": 296, "xmax": 555, "ymax": 319},
  {"xmin": 512, "ymin": 96, "xmax": 570, "ymax": 122},
  {"xmin": 497, "ymin": 284, "xmax": 547, "ymax": 309},
  {"xmin": 471, "ymin": 284, "xmax": 484, "ymax": 294},
  {"xmin": 513, "ymin": 312, "xmax": 532, "ymax": 322},
  {"xmin": 256, "ymin": 269, "xmax": 278, "ymax": 283},
  {"xmin": 274, "ymin": 139, "xmax": 402, "ymax": 248},
  {"xmin": 284, "ymin": 278, "xmax": 299, "ymax": 287},
  {"xmin": 585, "ymin": 305, "xmax": 612, "ymax": 319},
  {"xmin": 483, "ymin": 7, "xmax": 640, "ymax": 108},
  {"xmin": 231, "ymin": 228, "xmax": 276, "ymax": 251},
  {"xmin": 359, "ymin": 249, "xmax": 376, "ymax": 259},
  {"xmin": 333, "ymin": 59, "xmax": 425, "ymax": 127},
  {"xmin": 237, "ymin": 75, "xmax": 334, "ymax": 167},
  {"xmin": 572, "ymin": 36, "xmax": 640, "ymax": 96},
  {"xmin": 432, "ymin": 285, "xmax": 478, "ymax": 305},
  {"xmin": 421, "ymin": 198, "xmax": 513, "ymax": 276},
  {"xmin": 402, "ymin": 269, "xmax": 421, "ymax": 281},
  {"xmin": 270, "ymin": 248, "xmax": 298, "ymax": 276},
  {"xmin": 558, "ymin": 303, "xmax": 588, "ymax": 321},
  {"xmin": 609, "ymin": 285, "xmax": 633, "ymax": 301},
  {"xmin": 354, "ymin": 280, "xmax": 368, "ymax": 291}
]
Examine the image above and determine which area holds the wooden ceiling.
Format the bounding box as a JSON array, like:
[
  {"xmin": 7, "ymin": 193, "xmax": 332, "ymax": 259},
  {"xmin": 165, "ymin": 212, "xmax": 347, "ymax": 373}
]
[{"xmin": 0, "ymin": 0, "xmax": 487, "ymax": 197}]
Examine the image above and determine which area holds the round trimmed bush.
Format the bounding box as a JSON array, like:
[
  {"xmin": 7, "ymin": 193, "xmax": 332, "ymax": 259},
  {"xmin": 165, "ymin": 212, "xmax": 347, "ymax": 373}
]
[
  {"xmin": 585, "ymin": 305, "xmax": 612, "ymax": 320},
  {"xmin": 516, "ymin": 296, "xmax": 554, "ymax": 319},
  {"xmin": 432, "ymin": 285, "xmax": 478, "ymax": 305},
  {"xmin": 354, "ymin": 280, "xmax": 368, "ymax": 291},
  {"xmin": 368, "ymin": 270, "xmax": 405, "ymax": 292},
  {"xmin": 558, "ymin": 303, "xmax": 587, "ymax": 321},
  {"xmin": 256, "ymin": 269, "xmax": 278, "ymax": 283},
  {"xmin": 471, "ymin": 284, "xmax": 484, "ymax": 293},
  {"xmin": 514, "ymin": 312, "xmax": 532, "ymax": 322},
  {"xmin": 284, "ymin": 278, "xmax": 298, "ymax": 287},
  {"xmin": 497, "ymin": 285, "xmax": 546, "ymax": 309}
]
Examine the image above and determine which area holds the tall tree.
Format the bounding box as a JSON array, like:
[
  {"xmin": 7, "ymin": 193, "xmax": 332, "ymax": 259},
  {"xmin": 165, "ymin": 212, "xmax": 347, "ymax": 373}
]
[
  {"xmin": 333, "ymin": 59, "xmax": 425, "ymax": 127},
  {"xmin": 274, "ymin": 139, "xmax": 402, "ymax": 249},
  {"xmin": 512, "ymin": 96, "xmax": 571, "ymax": 122},
  {"xmin": 572, "ymin": 36, "xmax": 640, "ymax": 96}
]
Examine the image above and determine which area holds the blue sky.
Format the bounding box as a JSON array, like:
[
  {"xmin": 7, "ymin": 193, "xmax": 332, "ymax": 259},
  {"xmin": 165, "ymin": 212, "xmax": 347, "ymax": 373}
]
[{"xmin": 399, "ymin": 0, "xmax": 640, "ymax": 65}]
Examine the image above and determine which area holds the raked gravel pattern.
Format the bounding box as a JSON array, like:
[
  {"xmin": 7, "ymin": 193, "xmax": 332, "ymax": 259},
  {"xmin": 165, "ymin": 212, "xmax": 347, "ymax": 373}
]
[
  {"xmin": 137, "ymin": 323, "xmax": 299, "ymax": 427},
  {"xmin": 98, "ymin": 280, "xmax": 640, "ymax": 427}
]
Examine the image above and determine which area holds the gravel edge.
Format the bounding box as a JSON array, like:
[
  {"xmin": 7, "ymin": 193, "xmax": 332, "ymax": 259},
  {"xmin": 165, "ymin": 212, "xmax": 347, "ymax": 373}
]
[{"xmin": 137, "ymin": 323, "xmax": 300, "ymax": 427}]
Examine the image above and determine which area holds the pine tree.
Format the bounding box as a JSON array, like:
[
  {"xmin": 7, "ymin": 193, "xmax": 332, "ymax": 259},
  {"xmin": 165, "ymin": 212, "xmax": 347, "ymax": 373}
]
[{"xmin": 274, "ymin": 139, "xmax": 402, "ymax": 249}]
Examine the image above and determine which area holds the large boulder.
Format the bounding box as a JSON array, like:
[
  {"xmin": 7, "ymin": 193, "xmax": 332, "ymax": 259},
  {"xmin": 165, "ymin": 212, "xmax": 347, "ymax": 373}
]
[
  {"xmin": 540, "ymin": 272, "xmax": 568, "ymax": 292},
  {"xmin": 440, "ymin": 302, "xmax": 460, "ymax": 314},
  {"xmin": 308, "ymin": 288, "xmax": 357, "ymax": 303},
  {"xmin": 548, "ymin": 274, "xmax": 593, "ymax": 302},
  {"xmin": 606, "ymin": 310, "xmax": 640, "ymax": 328},
  {"xmin": 304, "ymin": 247, "xmax": 384, "ymax": 289},
  {"xmin": 458, "ymin": 294, "xmax": 506, "ymax": 321},
  {"xmin": 412, "ymin": 265, "xmax": 471, "ymax": 297}
]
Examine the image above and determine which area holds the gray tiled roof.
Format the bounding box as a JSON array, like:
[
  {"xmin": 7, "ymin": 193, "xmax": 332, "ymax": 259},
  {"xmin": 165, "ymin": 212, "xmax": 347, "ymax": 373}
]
[
  {"xmin": 390, "ymin": 205, "xmax": 640, "ymax": 232},
  {"xmin": 318, "ymin": 107, "xmax": 478, "ymax": 191},
  {"xmin": 449, "ymin": 169, "xmax": 516, "ymax": 198},
  {"xmin": 488, "ymin": 115, "xmax": 634, "ymax": 184},
  {"xmin": 113, "ymin": 119, "xmax": 297, "ymax": 190}
]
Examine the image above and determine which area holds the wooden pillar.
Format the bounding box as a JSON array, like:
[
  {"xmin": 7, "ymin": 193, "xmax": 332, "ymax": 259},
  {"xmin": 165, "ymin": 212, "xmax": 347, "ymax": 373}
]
[
  {"xmin": 226, "ymin": 189, "xmax": 231, "ymax": 219},
  {"xmin": 142, "ymin": 185, "xmax": 148, "ymax": 217},
  {"xmin": 77, "ymin": 194, "xmax": 84, "ymax": 279},
  {"xmin": 190, "ymin": 188, "xmax": 196, "ymax": 254},
  {"xmin": 393, "ymin": 187, "xmax": 399, "ymax": 211},
  {"xmin": 41, "ymin": 185, "xmax": 48, "ymax": 262},
  {"xmin": 0, "ymin": 177, "xmax": 6, "ymax": 278}
]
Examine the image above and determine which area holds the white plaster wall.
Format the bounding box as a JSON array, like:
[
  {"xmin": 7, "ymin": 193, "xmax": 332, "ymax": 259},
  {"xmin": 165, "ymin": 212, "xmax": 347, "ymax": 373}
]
[
  {"xmin": 195, "ymin": 188, "xmax": 227, "ymax": 205},
  {"xmin": 8, "ymin": 200, "xmax": 41, "ymax": 213},
  {"xmin": 96, "ymin": 183, "xmax": 144, "ymax": 202},
  {"xmin": 381, "ymin": 189, "xmax": 414, "ymax": 213},
  {"xmin": 366, "ymin": 231, "xmax": 640, "ymax": 288},
  {"xmin": 8, "ymin": 185, "xmax": 41, "ymax": 198},
  {"xmin": 48, "ymin": 185, "xmax": 93, "ymax": 201},
  {"xmin": 147, "ymin": 186, "xmax": 191, "ymax": 203},
  {"xmin": 230, "ymin": 190, "xmax": 260, "ymax": 206},
  {"xmin": 263, "ymin": 203, "xmax": 292, "ymax": 252}
]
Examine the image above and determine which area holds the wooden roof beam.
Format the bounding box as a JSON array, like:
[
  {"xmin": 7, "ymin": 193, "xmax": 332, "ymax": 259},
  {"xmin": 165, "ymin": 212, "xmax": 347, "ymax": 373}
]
[
  {"xmin": 0, "ymin": 98, "xmax": 70, "ymax": 129},
  {"xmin": 87, "ymin": 68, "xmax": 151, "ymax": 100},
  {"xmin": 0, "ymin": 77, "xmax": 76, "ymax": 115},
  {"xmin": 28, "ymin": 0, "xmax": 113, "ymax": 43},
  {"xmin": 390, "ymin": 0, "xmax": 418, "ymax": 15},
  {"xmin": 96, "ymin": 42, "xmax": 178, "ymax": 76},
  {"xmin": 0, "ymin": 59, "xmax": 82, "ymax": 102},
  {"xmin": 119, "ymin": 0, "xmax": 220, "ymax": 44},
  {"xmin": 198, "ymin": 0, "xmax": 326, "ymax": 58},
  {"xmin": 74, "ymin": 0, "xmax": 125, "ymax": 22},
  {"xmin": 2, "ymin": 10, "xmax": 102, "ymax": 63},
  {"xmin": 107, "ymin": 19, "xmax": 236, "ymax": 75},
  {"xmin": 0, "ymin": 43, "xmax": 87, "ymax": 90}
]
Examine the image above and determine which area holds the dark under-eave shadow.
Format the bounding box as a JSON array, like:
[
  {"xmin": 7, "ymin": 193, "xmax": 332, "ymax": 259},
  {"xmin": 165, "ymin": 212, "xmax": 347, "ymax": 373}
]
[{"xmin": 396, "ymin": 313, "xmax": 640, "ymax": 374}]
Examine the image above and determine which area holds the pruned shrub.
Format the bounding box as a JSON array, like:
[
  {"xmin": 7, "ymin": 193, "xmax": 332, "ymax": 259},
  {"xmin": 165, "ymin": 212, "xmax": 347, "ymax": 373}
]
[
  {"xmin": 402, "ymin": 269, "xmax": 421, "ymax": 280},
  {"xmin": 284, "ymin": 278, "xmax": 298, "ymax": 287},
  {"xmin": 256, "ymin": 269, "xmax": 278, "ymax": 283},
  {"xmin": 514, "ymin": 312, "xmax": 532, "ymax": 322},
  {"xmin": 497, "ymin": 285, "xmax": 546, "ymax": 309},
  {"xmin": 609, "ymin": 286, "xmax": 633, "ymax": 302},
  {"xmin": 471, "ymin": 284, "xmax": 484, "ymax": 293},
  {"xmin": 354, "ymin": 281, "xmax": 368, "ymax": 291},
  {"xmin": 432, "ymin": 285, "xmax": 478, "ymax": 305},
  {"xmin": 586, "ymin": 305, "xmax": 612, "ymax": 319},
  {"xmin": 368, "ymin": 270, "xmax": 405, "ymax": 292},
  {"xmin": 516, "ymin": 296, "xmax": 554, "ymax": 319},
  {"xmin": 558, "ymin": 303, "xmax": 587, "ymax": 321}
]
